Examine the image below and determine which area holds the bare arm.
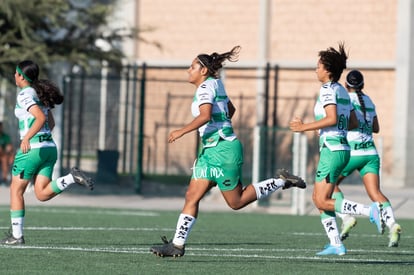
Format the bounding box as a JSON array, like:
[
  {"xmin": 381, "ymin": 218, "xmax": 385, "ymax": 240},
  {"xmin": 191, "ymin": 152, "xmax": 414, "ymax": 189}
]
[
  {"xmin": 290, "ymin": 104, "xmax": 337, "ymax": 132},
  {"xmin": 21, "ymin": 105, "xmax": 46, "ymax": 153},
  {"xmin": 168, "ymin": 103, "xmax": 212, "ymax": 143},
  {"xmin": 348, "ymin": 110, "xmax": 358, "ymax": 130},
  {"xmin": 227, "ymin": 100, "xmax": 236, "ymax": 119},
  {"xmin": 372, "ymin": 116, "xmax": 380, "ymax": 133},
  {"xmin": 48, "ymin": 110, "xmax": 55, "ymax": 130}
]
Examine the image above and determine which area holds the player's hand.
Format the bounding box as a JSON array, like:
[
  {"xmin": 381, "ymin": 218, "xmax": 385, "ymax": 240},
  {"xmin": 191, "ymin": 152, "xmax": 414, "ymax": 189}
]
[
  {"xmin": 168, "ymin": 130, "xmax": 184, "ymax": 143},
  {"xmin": 289, "ymin": 117, "xmax": 304, "ymax": 132},
  {"xmin": 20, "ymin": 139, "xmax": 31, "ymax": 153}
]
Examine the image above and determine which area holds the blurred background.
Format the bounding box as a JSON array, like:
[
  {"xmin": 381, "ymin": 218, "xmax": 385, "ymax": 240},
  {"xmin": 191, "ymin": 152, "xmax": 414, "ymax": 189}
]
[{"xmin": 0, "ymin": 0, "xmax": 413, "ymax": 201}]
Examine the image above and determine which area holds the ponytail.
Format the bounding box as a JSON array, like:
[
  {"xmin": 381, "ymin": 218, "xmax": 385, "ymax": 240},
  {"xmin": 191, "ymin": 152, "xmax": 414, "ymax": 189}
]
[
  {"xmin": 197, "ymin": 46, "xmax": 241, "ymax": 78},
  {"xmin": 355, "ymin": 90, "xmax": 367, "ymax": 123}
]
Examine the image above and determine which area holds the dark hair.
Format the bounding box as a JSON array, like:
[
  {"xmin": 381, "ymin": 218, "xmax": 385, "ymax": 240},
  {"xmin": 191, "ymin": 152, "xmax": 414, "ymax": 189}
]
[
  {"xmin": 17, "ymin": 60, "xmax": 64, "ymax": 108},
  {"xmin": 345, "ymin": 70, "xmax": 367, "ymax": 123},
  {"xmin": 196, "ymin": 46, "xmax": 241, "ymax": 78},
  {"xmin": 346, "ymin": 70, "xmax": 364, "ymax": 89},
  {"xmin": 318, "ymin": 42, "xmax": 348, "ymax": 82}
]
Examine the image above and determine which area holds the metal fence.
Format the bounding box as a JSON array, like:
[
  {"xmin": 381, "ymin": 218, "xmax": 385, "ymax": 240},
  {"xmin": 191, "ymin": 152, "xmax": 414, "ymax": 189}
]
[{"xmin": 0, "ymin": 64, "xmax": 320, "ymax": 194}]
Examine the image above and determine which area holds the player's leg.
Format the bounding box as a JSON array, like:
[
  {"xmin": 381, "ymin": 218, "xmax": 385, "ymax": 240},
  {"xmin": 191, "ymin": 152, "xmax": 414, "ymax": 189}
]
[
  {"xmin": 151, "ymin": 145, "xmax": 215, "ymax": 258},
  {"xmin": 34, "ymin": 147, "xmax": 93, "ymax": 201},
  {"xmin": 0, "ymin": 148, "xmax": 34, "ymax": 245},
  {"xmin": 35, "ymin": 168, "xmax": 94, "ymax": 201},
  {"xmin": 217, "ymin": 139, "xmax": 305, "ymax": 210},
  {"xmin": 361, "ymin": 158, "xmax": 401, "ymax": 247},
  {"xmin": 220, "ymin": 168, "xmax": 305, "ymax": 210},
  {"xmin": 332, "ymin": 190, "xmax": 357, "ymax": 241},
  {"xmin": 333, "ymin": 168, "xmax": 357, "ymax": 241},
  {"xmin": 0, "ymin": 175, "xmax": 30, "ymax": 244},
  {"xmin": 314, "ymin": 180, "xmax": 346, "ymax": 255},
  {"xmin": 221, "ymin": 181, "xmax": 256, "ymax": 209},
  {"xmin": 150, "ymin": 178, "xmax": 212, "ymax": 257},
  {"xmin": 314, "ymin": 149, "xmax": 347, "ymax": 255},
  {"xmin": 331, "ymin": 156, "xmax": 384, "ymax": 233}
]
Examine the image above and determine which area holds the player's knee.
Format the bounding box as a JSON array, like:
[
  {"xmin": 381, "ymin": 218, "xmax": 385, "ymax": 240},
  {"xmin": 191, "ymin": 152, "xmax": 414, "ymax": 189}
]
[
  {"xmin": 35, "ymin": 192, "xmax": 52, "ymax": 202},
  {"xmin": 35, "ymin": 194, "xmax": 48, "ymax": 201},
  {"xmin": 225, "ymin": 201, "xmax": 243, "ymax": 210},
  {"xmin": 312, "ymin": 192, "xmax": 318, "ymax": 205},
  {"xmin": 312, "ymin": 195, "xmax": 326, "ymax": 209}
]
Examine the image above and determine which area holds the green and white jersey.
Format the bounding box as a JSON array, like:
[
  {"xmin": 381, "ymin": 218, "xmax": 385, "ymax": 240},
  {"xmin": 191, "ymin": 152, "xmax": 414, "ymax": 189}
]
[
  {"xmin": 314, "ymin": 82, "xmax": 352, "ymax": 151},
  {"xmin": 191, "ymin": 77, "xmax": 236, "ymax": 148},
  {"xmin": 347, "ymin": 92, "xmax": 378, "ymax": 156},
  {"xmin": 14, "ymin": 86, "xmax": 55, "ymax": 149}
]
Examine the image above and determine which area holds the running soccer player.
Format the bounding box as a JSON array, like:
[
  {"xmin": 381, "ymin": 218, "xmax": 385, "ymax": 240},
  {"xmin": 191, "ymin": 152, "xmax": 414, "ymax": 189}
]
[
  {"xmin": 0, "ymin": 60, "xmax": 94, "ymax": 245},
  {"xmin": 150, "ymin": 46, "xmax": 306, "ymax": 257},
  {"xmin": 333, "ymin": 69, "xmax": 401, "ymax": 247},
  {"xmin": 289, "ymin": 43, "xmax": 384, "ymax": 256}
]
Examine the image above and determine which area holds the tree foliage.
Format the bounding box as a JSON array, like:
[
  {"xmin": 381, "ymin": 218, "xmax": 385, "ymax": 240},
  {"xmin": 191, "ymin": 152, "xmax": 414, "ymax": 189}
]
[{"xmin": 0, "ymin": 0, "xmax": 152, "ymax": 80}]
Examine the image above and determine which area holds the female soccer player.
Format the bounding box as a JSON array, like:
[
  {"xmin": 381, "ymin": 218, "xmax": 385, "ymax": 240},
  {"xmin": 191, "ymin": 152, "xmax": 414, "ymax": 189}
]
[
  {"xmin": 333, "ymin": 70, "xmax": 401, "ymax": 247},
  {"xmin": 150, "ymin": 46, "xmax": 306, "ymax": 257},
  {"xmin": 0, "ymin": 60, "xmax": 94, "ymax": 245},
  {"xmin": 289, "ymin": 43, "xmax": 383, "ymax": 256}
]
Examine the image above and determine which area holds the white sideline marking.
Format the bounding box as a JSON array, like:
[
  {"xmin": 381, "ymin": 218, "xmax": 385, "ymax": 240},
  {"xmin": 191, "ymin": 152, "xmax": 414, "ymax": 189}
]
[
  {"xmin": 0, "ymin": 226, "xmax": 411, "ymax": 239},
  {"xmin": 0, "ymin": 226, "xmax": 173, "ymax": 232},
  {"xmin": 292, "ymin": 232, "xmax": 414, "ymax": 239},
  {"xmin": 189, "ymin": 247, "xmax": 414, "ymax": 255},
  {"xmin": 26, "ymin": 208, "xmax": 160, "ymax": 217},
  {"xmin": 0, "ymin": 206, "xmax": 159, "ymax": 216},
  {"xmin": 1, "ymin": 245, "xmax": 412, "ymax": 263}
]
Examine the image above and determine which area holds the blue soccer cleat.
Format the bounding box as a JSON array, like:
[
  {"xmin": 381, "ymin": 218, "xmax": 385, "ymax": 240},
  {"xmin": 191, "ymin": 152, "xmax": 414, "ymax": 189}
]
[
  {"xmin": 369, "ymin": 202, "xmax": 385, "ymax": 234},
  {"xmin": 316, "ymin": 244, "xmax": 346, "ymax": 256}
]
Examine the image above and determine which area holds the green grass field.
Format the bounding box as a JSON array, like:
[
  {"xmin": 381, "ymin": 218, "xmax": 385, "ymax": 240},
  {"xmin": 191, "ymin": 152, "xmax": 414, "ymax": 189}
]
[{"xmin": 0, "ymin": 205, "xmax": 412, "ymax": 275}]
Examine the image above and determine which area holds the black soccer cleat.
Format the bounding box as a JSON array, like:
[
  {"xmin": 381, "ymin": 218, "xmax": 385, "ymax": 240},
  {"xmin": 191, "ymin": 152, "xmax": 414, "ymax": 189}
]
[
  {"xmin": 0, "ymin": 229, "xmax": 25, "ymax": 245},
  {"xmin": 150, "ymin": 236, "xmax": 185, "ymax": 258},
  {"xmin": 277, "ymin": 168, "xmax": 306, "ymax": 189},
  {"xmin": 71, "ymin": 167, "xmax": 94, "ymax": 190}
]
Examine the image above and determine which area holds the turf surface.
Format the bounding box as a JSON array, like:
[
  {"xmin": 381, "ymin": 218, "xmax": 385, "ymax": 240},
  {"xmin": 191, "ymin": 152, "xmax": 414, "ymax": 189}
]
[{"xmin": 0, "ymin": 206, "xmax": 412, "ymax": 274}]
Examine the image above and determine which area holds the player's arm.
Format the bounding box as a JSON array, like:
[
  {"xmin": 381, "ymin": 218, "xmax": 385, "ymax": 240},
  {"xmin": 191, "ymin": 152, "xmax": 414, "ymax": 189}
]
[
  {"xmin": 227, "ymin": 100, "xmax": 236, "ymax": 119},
  {"xmin": 372, "ymin": 116, "xmax": 379, "ymax": 133},
  {"xmin": 168, "ymin": 103, "xmax": 212, "ymax": 143},
  {"xmin": 48, "ymin": 110, "xmax": 56, "ymax": 130},
  {"xmin": 290, "ymin": 104, "xmax": 337, "ymax": 132},
  {"xmin": 348, "ymin": 110, "xmax": 358, "ymax": 130},
  {"xmin": 21, "ymin": 105, "xmax": 46, "ymax": 153}
]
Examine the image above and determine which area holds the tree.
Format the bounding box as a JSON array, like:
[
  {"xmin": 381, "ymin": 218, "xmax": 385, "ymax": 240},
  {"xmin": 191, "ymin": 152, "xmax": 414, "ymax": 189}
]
[{"xmin": 0, "ymin": 0, "xmax": 157, "ymax": 80}]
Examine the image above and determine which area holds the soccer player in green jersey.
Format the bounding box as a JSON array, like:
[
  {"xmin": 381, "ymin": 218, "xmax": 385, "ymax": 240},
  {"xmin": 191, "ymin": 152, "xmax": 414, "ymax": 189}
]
[
  {"xmin": 150, "ymin": 46, "xmax": 306, "ymax": 257},
  {"xmin": 334, "ymin": 70, "xmax": 401, "ymax": 247},
  {"xmin": 0, "ymin": 60, "xmax": 94, "ymax": 245},
  {"xmin": 290, "ymin": 43, "xmax": 384, "ymax": 255}
]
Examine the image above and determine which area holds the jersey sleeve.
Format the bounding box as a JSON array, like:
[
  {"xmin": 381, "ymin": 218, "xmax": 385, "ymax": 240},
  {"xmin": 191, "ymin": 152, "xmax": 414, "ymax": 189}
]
[
  {"xmin": 319, "ymin": 84, "xmax": 336, "ymax": 107},
  {"xmin": 17, "ymin": 90, "xmax": 37, "ymax": 111},
  {"xmin": 196, "ymin": 81, "xmax": 215, "ymax": 106}
]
